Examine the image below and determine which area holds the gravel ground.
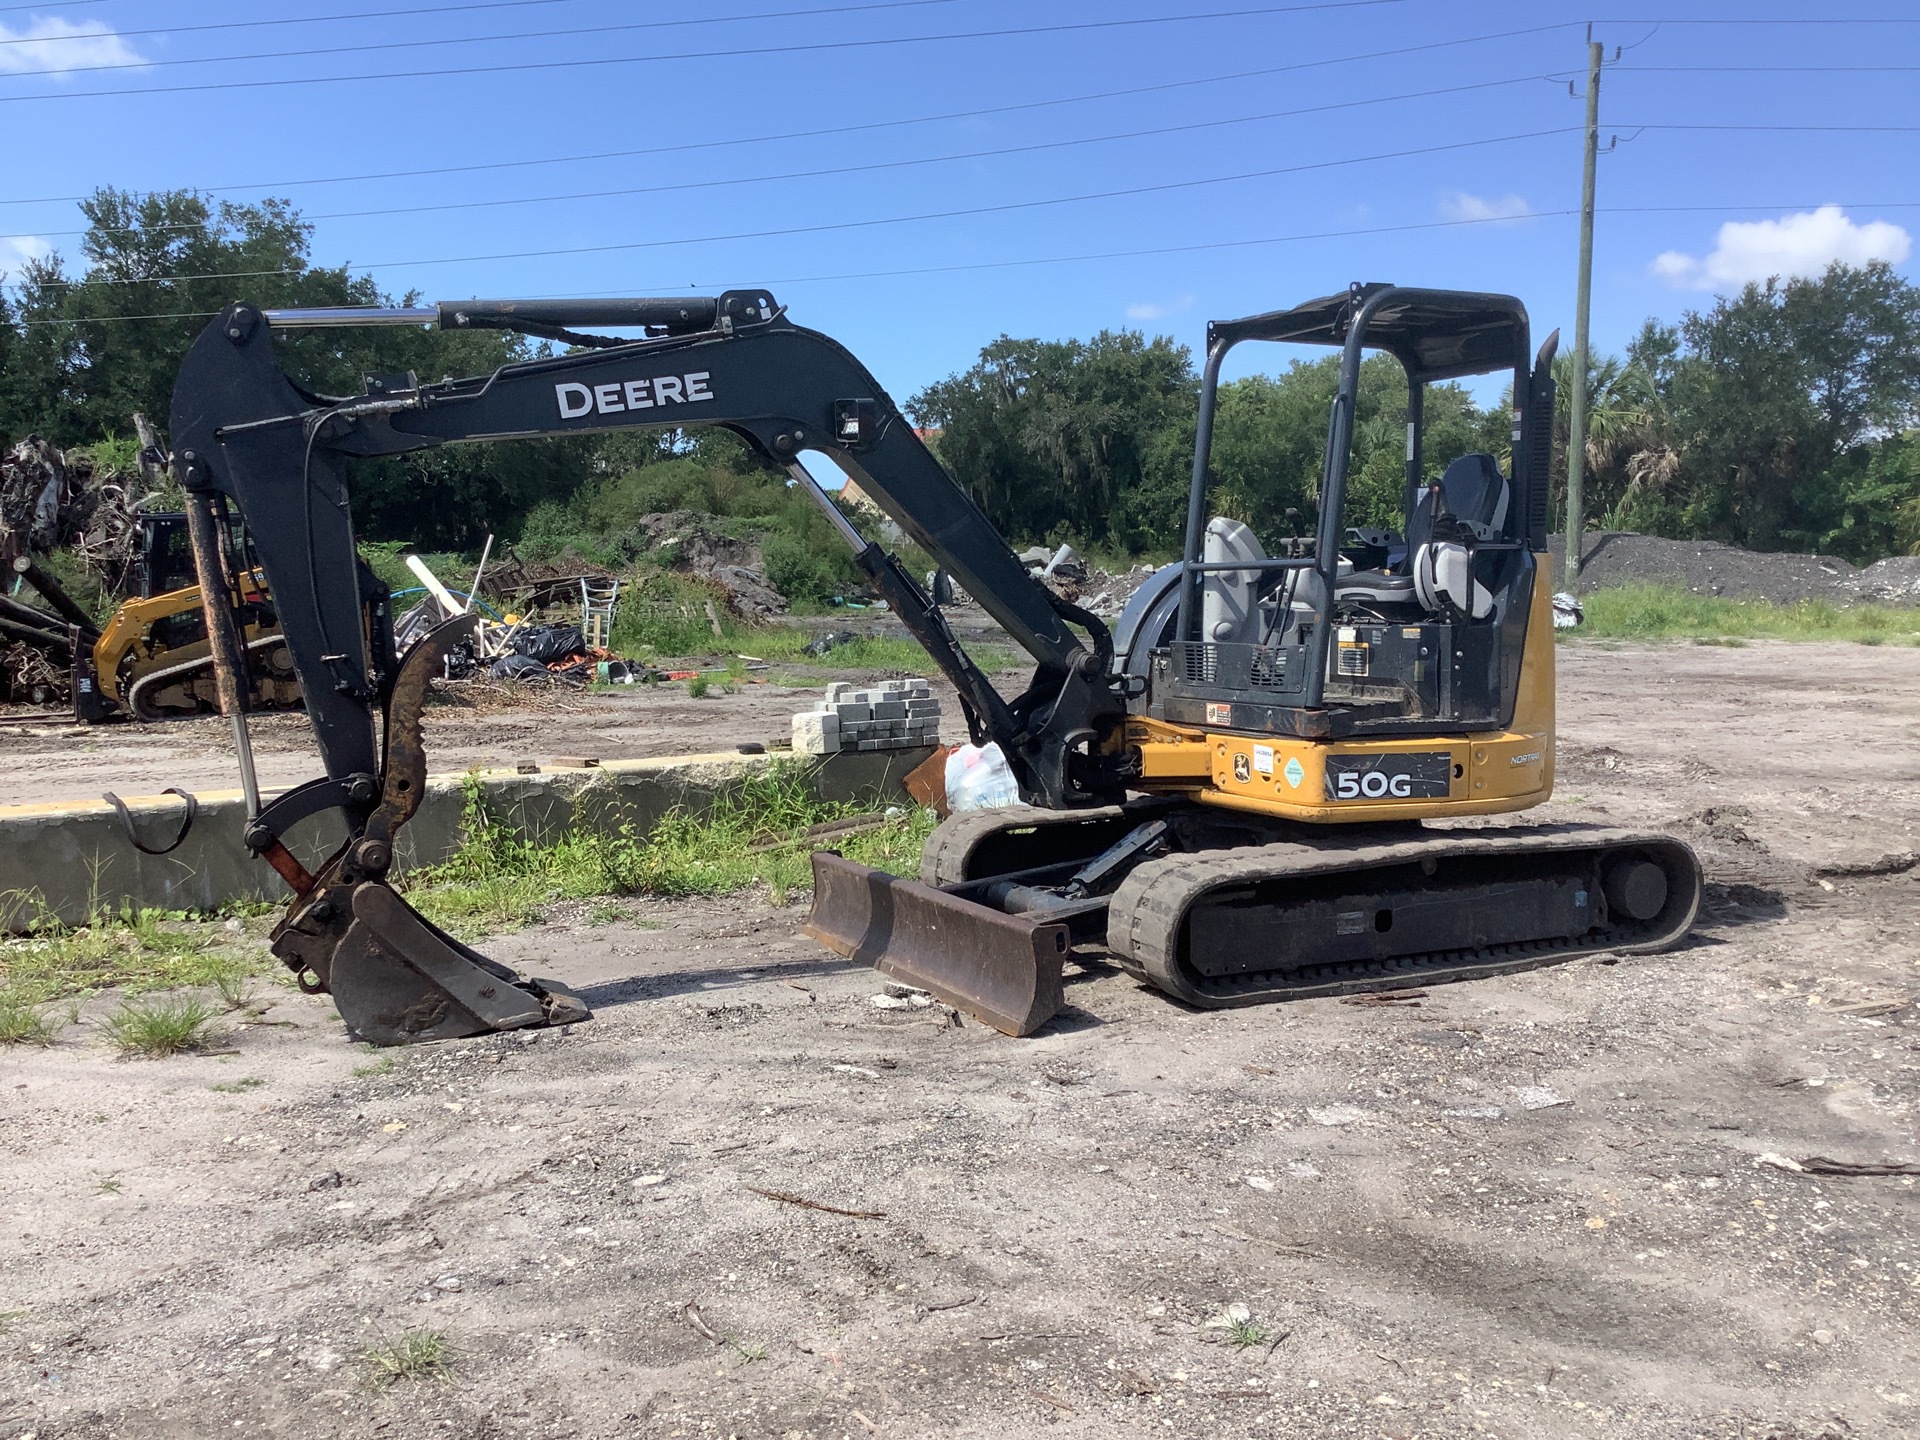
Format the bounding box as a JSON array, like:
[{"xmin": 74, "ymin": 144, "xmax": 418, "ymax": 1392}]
[
  {"xmin": 2, "ymin": 639, "xmax": 1917, "ymax": 1439},
  {"xmin": 1561, "ymin": 533, "xmax": 1920, "ymax": 607}
]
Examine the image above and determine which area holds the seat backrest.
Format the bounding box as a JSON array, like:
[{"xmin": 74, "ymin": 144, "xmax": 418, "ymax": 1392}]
[
  {"xmin": 1404, "ymin": 452, "xmax": 1508, "ymax": 556},
  {"xmin": 1200, "ymin": 517, "xmax": 1265, "ymax": 645},
  {"xmin": 1438, "ymin": 452, "xmax": 1508, "ymax": 537}
]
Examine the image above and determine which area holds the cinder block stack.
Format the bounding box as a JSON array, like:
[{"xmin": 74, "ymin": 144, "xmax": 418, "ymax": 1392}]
[{"xmin": 792, "ymin": 679, "xmax": 941, "ymax": 754}]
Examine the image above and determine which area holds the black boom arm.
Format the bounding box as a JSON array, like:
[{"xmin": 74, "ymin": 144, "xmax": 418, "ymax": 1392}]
[{"xmin": 169, "ymin": 291, "xmax": 1126, "ymax": 815}]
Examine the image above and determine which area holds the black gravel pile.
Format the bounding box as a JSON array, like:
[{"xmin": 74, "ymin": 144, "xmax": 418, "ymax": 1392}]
[{"xmin": 1550, "ymin": 531, "xmax": 1920, "ymax": 609}]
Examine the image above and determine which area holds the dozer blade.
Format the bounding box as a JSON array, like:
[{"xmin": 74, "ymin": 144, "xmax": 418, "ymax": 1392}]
[
  {"xmin": 266, "ymin": 615, "xmax": 591, "ymax": 1045},
  {"xmin": 804, "ymin": 851, "xmax": 1068, "ymax": 1036}
]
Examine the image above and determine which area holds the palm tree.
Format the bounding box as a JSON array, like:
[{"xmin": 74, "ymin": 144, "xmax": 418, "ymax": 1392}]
[{"xmin": 1551, "ymin": 351, "xmax": 1678, "ymax": 531}]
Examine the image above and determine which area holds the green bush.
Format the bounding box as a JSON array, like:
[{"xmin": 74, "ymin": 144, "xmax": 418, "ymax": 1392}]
[{"xmin": 762, "ymin": 532, "xmax": 853, "ymax": 605}]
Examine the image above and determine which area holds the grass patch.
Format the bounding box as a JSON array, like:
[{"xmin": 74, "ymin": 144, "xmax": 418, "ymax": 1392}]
[
  {"xmin": 1571, "ymin": 583, "xmax": 1920, "ymax": 644},
  {"xmin": 749, "ymin": 628, "xmax": 1018, "ymax": 674},
  {"xmin": 102, "ymin": 996, "xmax": 218, "ymax": 1057},
  {"xmin": 0, "ymin": 988, "xmax": 62, "ymax": 1045},
  {"xmin": 0, "ymin": 893, "xmax": 269, "ymax": 1003},
  {"xmin": 600, "ymin": 569, "xmax": 1018, "ymax": 676},
  {"xmin": 362, "ymin": 1328, "xmax": 458, "ymax": 1388},
  {"xmin": 210, "ymin": 1076, "xmax": 266, "ymax": 1093},
  {"xmin": 1225, "ymin": 1318, "xmax": 1269, "ymax": 1349},
  {"xmin": 403, "ymin": 765, "xmax": 938, "ymax": 937}
]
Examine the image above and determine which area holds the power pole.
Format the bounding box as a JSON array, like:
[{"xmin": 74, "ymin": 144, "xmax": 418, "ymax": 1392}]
[{"xmin": 1565, "ymin": 32, "xmax": 1604, "ymax": 587}]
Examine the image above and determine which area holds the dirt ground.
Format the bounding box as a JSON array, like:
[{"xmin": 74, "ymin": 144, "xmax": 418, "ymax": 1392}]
[{"xmin": 3, "ymin": 638, "xmax": 1919, "ymax": 1440}]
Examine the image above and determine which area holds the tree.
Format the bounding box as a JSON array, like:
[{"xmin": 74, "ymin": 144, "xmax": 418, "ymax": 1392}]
[
  {"xmin": 1545, "ymin": 332, "xmax": 1678, "ymax": 534},
  {"xmin": 909, "ymin": 330, "xmax": 1197, "ymax": 550},
  {"xmin": 1206, "ymin": 354, "xmax": 1504, "ymax": 538},
  {"xmin": 0, "ymin": 188, "xmax": 600, "ymax": 547},
  {"xmin": 1665, "ymin": 261, "xmax": 1920, "ymax": 554}
]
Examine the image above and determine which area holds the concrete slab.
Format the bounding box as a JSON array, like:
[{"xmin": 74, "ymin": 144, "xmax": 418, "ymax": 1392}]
[{"xmin": 0, "ymin": 746, "xmax": 933, "ymax": 928}]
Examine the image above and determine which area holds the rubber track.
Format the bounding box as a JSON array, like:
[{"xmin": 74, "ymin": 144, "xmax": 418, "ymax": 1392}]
[
  {"xmin": 921, "ymin": 804, "xmax": 1129, "ymax": 887},
  {"xmin": 126, "ymin": 632, "xmax": 297, "ymax": 721},
  {"xmin": 1106, "ymin": 823, "xmax": 1701, "ymax": 1008}
]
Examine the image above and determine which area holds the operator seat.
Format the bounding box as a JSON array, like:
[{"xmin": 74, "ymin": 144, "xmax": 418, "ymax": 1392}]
[{"xmin": 1339, "ymin": 452, "xmax": 1509, "ymax": 618}]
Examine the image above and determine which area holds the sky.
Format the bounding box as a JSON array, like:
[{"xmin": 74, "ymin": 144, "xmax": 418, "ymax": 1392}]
[{"xmin": 1, "ymin": 0, "xmax": 1916, "ymax": 410}]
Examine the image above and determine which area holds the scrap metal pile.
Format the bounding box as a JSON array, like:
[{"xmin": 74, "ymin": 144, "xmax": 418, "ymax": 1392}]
[
  {"xmin": 393, "ymin": 557, "xmax": 653, "ymax": 688},
  {"xmin": 0, "ymin": 436, "xmax": 148, "ymax": 705}
]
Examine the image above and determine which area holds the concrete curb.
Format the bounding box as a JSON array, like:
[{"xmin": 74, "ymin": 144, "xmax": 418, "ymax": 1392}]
[{"xmin": 0, "ymin": 747, "xmax": 934, "ymax": 928}]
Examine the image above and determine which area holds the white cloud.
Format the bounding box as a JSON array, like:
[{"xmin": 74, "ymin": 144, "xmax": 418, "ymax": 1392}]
[
  {"xmin": 0, "ymin": 17, "xmax": 148, "ymax": 77},
  {"xmin": 1125, "ymin": 293, "xmax": 1192, "ymax": 321},
  {"xmin": 1652, "ymin": 205, "xmax": 1912, "ymax": 291},
  {"xmin": 0, "ymin": 235, "xmax": 53, "ymax": 277},
  {"xmin": 1441, "ymin": 192, "xmax": 1532, "ymax": 225}
]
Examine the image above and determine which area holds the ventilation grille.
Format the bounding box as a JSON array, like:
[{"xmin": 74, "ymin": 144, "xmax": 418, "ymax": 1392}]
[
  {"xmin": 1249, "ymin": 648, "xmax": 1290, "ymax": 688},
  {"xmin": 1177, "ymin": 643, "xmax": 1218, "ymax": 684}
]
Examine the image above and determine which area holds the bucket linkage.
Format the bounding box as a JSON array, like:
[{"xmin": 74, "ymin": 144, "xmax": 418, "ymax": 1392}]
[{"xmin": 264, "ymin": 616, "xmax": 589, "ymax": 1045}]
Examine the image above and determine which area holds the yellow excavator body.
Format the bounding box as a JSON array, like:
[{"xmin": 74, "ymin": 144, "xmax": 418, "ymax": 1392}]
[{"xmin": 1120, "ymin": 575, "xmax": 1558, "ymax": 822}]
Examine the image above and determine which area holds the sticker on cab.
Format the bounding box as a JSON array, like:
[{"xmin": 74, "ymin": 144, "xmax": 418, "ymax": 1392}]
[
  {"xmin": 1206, "ymin": 702, "xmax": 1232, "ymax": 726},
  {"xmin": 1252, "ymin": 744, "xmax": 1274, "ymax": 776},
  {"xmin": 1282, "ymin": 757, "xmax": 1305, "ymax": 789}
]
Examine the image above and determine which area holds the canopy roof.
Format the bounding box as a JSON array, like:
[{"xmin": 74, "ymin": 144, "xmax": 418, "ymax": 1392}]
[{"xmin": 1207, "ymin": 283, "xmax": 1531, "ymax": 383}]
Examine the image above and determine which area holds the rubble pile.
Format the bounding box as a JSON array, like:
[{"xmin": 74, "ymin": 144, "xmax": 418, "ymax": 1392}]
[
  {"xmin": 0, "ymin": 437, "xmax": 144, "ymax": 592},
  {"xmin": 792, "ymin": 679, "xmax": 941, "ymax": 754},
  {"xmin": 490, "ymin": 510, "xmax": 789, "ymax": 621}
]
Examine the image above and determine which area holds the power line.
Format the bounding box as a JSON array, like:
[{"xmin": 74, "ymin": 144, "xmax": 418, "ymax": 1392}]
[
  {"xmin": 1597, "ymin": 15, "xmax": 1920, "ymax": 24},
  {"xmin": 21, "ymin": 213, "xmax": 1591, "ymax": 325},
  {"xmin": 0, "ymin": 0, "xmax": 611, "ymax": 44},
  {"xmin": 1633, "ymin": 122, "xmax": 1920, "ymax": 132},
  {"xmin": 0, "ymin": 0, "xmax": 109, "ymax": 10},
  {"xmin": 0, "ymin": 0, "xmax": 1412, "ymax": 102},
  {"xmin": 2, "ymin": 74, "xmax": 1564, "ymax": 242},
  {"xmin": 1621, "ymin": 64, "xmax": 1920, "ymax": 72},
  {"xmin": 0, "ymin": 23, "xmax": 1579, "ymax": 206},
  {"xmin": 20, "ymin": 201, "xmax": 1920, "ymax": 327},
  {"xmin": 20, "ymin": 127, "xmax": 1577, "ymax": 290},
  {"xmin": 0, "ymin": 0, "xmax": 959, "ymax": 50}
]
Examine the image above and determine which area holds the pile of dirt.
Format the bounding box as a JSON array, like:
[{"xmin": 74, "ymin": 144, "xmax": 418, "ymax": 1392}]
[
  {"xmin": 636, "ymin": 511, "xmax": 786, "ymax": 619},
  {"xmin": 1564, "ymin": 531, "xmax": 1920, "ymax": 608}
]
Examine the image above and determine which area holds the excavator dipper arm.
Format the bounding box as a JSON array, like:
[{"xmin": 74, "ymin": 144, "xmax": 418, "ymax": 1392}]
[{"xmin": 168, "ymin": 291, "xmax": 1126, "ymax": 1043}]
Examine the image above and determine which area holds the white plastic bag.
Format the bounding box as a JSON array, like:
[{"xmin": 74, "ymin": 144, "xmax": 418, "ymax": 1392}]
[{"xmin": 944, "ymin": 742, "xmax": 1021, "ymax": 811}]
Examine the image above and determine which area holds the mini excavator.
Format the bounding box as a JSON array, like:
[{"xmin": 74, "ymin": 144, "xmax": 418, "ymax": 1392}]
[{"xmin": 170, "ymin": 284, "xmax": 1699, "ymax": 1045}]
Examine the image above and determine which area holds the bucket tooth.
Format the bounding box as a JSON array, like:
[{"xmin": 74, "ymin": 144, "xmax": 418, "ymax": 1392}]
[{"xmin": 804, "ymin": 851, "xmax": 1067, "ymax": 1036}]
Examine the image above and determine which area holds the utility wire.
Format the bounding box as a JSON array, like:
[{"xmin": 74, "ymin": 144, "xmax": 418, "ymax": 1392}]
[
  {"xmin": 1620, "ymin": 64, "xmax": 1920, "ymax": 72},
  {"xmin": 0, "ymin": 0, "xmax": 962, "ymax": 48},
  {"xmin": 22, "ymin": 201, "xmax": 1920, "ymax": 327},
  {"xmin": 1633, "ymin": 122, "xmax": 1920, "ymax": 132},
  {"xmin": 1596, "ymin": 15, "xmax": 1920, "ymax": 24},
  {"xmin": 0, "ymin": 22, "xmax": 1579, "ymax": 206},
  {"xmin": 1, "ymin": 74, "xmax": 1565, "ymax": 242},
  {"xmin": 20, "ymin": 127, "xmax": 1577, "ymax": 291},
  {"xmin": 0, "ymin": 0, "xmax": 1419, "ymax": 102}
]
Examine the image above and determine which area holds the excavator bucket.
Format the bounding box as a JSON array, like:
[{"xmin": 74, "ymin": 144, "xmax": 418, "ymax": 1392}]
[
  {"xmin": 804, "ymin": 851, "xmax": 1067, "ymax": 1036},
  {"xmin": 266, "ymin": 617, "xmax": 590, "ymax": 1045}
]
